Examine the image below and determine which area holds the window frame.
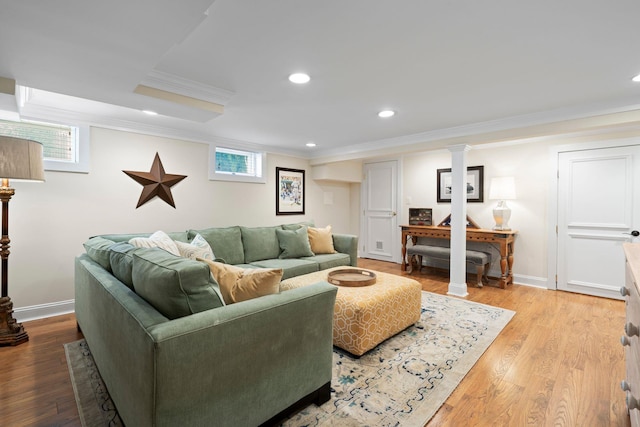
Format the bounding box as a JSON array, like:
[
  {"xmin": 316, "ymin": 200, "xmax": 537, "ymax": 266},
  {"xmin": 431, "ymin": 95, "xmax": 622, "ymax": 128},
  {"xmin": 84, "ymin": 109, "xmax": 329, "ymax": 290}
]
[
  {"xmin": 208, "ymin": 144, "xmax": 266, "ymax": 184},
  {"xmin": 43, "ymin": 122, "xmax": 89, "ymax": 174},
  {"xmin": 0, "ymin": 117, "xmax": 90, "ymax": 174}
]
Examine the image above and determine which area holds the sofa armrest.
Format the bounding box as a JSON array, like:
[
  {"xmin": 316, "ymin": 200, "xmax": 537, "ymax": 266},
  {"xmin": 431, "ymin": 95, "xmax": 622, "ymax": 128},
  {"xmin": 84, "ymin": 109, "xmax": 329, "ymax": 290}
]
[
  {"xmin": 146, "ymin": 282, "xmax": 338, "ymax": 427},
  {"xmin": 332, "ymin": 233, "xmax": 358, "ymax": 266}
]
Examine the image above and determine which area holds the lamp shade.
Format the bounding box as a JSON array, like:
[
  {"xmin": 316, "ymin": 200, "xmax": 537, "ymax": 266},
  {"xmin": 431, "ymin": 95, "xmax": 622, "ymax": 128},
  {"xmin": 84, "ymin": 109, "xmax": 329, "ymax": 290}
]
[
  {"xmin": 0, "ymin": 136, "xmax": 45, "ymax": 181},
  {"xmin": 489, "ymin": 176, "xmax": 516, "ymax": 200}
]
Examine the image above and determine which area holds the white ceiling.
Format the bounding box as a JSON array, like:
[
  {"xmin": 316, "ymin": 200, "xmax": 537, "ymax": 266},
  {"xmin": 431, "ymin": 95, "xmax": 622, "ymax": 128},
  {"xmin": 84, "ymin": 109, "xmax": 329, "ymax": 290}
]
[{"xmin": 2, "ymin": 0, "xmax": 640, "ymax": 160}]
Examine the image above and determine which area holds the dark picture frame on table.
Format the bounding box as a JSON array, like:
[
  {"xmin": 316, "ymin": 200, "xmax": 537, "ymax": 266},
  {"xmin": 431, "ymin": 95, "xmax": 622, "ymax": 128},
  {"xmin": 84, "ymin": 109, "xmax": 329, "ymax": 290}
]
[
  {"xmin": 276, "ymin": 167, "xmax": 305, "ymax": 215},
  {"xmin": 436, "ymin": 165, "xmax": 484, "ymax": 203}
]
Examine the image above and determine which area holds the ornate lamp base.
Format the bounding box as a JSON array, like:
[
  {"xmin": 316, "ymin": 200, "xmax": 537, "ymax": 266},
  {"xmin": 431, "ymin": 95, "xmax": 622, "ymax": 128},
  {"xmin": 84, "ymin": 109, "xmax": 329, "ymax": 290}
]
[
  {"xmin": 0, "ymin": 296, "xmax": 28, "ymax": 346},
  {"xmin": 492, "ymin": 200, "xmax": 512, "ymax": 231}
]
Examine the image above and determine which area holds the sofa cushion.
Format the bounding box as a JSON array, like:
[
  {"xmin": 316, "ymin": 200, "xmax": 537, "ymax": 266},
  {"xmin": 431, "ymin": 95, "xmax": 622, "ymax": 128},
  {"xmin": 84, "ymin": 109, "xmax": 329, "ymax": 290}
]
[
  {"xmin": 307, "ymin": 225, "xmax": 337, "ymax": 254},
  {"xmin": 250, "ymin": 258, "xmax": 319, "ymax": 280},
  {"xmin": 109, "ymin": 242, "xmax": 137, "ymax": 289},
  {"xmin": 189, "ymin": 226, "xmax": 245, "ymax": 265},
  {"xmin": 175, "ymin": 233, "xmax": 215, "ymax": 260},
  {"xmin": 198, "ymin": 259, "xmax": 282, "ymax": 304},
  {"xmin": 302, "ymin": 253, "xmax": 351, "ymax": 270},
  {"xmin": 240, "ymin": 226, "xmax": 281, "ymax": 263},
  {"xmin": 129, "ymin": 230, "xmax": 180, "ymax": 256},
  {"xmin": 83, "ymin": 237, "xmax": 115, "ymax": 271},
  {"xmin": 131, "ymin": 248, "xmax": 225, "ymax": 319},
  {"xmin": 276, "ymin": 226, "xmax": 314, "ymax": 259}
]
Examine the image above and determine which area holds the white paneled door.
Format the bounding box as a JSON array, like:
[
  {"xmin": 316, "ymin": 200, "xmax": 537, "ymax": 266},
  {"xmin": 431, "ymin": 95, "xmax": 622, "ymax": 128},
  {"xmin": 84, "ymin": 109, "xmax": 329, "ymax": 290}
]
[
  {"xmin": 557, "ymin": 145, "xmax": 640, "ymax": 299},
  {"xmin": 361, "ymin": 160, "xmax": 398, "ymax": 262}
]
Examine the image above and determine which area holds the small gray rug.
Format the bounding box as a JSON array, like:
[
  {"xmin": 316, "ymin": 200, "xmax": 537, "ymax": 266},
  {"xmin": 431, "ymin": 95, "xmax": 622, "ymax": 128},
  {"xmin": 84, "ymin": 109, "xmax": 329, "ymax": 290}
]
[{"xmin": 65, "ymin": 291, "xmax": 514, "ymax": 427}]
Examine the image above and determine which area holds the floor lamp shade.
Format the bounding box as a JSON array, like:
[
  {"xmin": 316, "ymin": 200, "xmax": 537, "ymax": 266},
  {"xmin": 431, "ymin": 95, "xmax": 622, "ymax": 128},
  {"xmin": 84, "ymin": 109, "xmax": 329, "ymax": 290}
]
[
  {"xmin": 489, "ymin": 177, "xmax": 516, "ymax": 231},
  {"xmin": 0, "ymin": 136, "xmax": 45, "ymax": 346},
  {"xmin": 0, "ymin": 136, "xmax": 45, "ymax": 181}
]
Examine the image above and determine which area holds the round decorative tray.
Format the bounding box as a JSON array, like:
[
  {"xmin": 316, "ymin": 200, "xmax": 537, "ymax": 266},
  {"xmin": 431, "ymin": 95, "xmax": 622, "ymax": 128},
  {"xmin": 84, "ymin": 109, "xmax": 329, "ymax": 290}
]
[{"xmin": 327, "ymin": 268, "xmax": 377, "ymax": 287}]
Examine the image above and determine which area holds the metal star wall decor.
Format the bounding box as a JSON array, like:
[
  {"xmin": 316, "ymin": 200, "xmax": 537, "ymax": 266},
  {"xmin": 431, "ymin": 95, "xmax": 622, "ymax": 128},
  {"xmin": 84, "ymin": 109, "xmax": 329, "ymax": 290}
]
[{"xmin": 123, "ymin": 152, "xmax": 187, "ymax": 208}]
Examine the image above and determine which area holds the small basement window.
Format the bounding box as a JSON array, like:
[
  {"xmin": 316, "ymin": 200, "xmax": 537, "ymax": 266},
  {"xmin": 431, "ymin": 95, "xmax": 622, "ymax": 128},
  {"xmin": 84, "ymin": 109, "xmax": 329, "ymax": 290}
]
[
  {"xmin": 209, "ymin": 145, "xmax": 266, "ymax": 183},
  {"xmin": 0, "ymin": 119, "xmax": 89, "ymax": 173}
]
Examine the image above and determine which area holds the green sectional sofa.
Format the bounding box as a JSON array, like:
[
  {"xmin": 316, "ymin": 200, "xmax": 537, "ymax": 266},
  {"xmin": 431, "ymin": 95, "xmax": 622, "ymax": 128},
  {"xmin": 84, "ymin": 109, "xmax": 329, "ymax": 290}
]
[
  {"xmin": 75, "ymin": 222, "xmax": 357, "ymax": 426},
  {"xmin": 99, "ymin": 223, "xmax": 358, "ymax": 280}
]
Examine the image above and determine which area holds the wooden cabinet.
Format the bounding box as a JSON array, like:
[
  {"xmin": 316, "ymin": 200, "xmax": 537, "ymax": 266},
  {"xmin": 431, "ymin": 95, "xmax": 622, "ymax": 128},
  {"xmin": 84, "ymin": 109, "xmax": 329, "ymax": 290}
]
[{"xmin": 623, "ymin": 243, "xmax": 640, "ymax": 426}]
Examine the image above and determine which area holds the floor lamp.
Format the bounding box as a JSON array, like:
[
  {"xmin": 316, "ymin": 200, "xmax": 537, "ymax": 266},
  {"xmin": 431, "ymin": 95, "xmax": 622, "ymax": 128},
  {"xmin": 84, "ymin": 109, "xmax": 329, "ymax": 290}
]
[{"xmin": 0, "ymin": 136, "xmax": 45, "ymax": 346}]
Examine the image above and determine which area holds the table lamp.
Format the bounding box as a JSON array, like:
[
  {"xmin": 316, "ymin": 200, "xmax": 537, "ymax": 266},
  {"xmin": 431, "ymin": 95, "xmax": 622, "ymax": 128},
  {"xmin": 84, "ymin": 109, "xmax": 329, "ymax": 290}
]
[
  {"xmin": 489, "ymin": 176, "xmax": 516, "ymax": 231},
  {"xmin": 0, "ymin": 136, "xmax": 45, "ymax": 346}
]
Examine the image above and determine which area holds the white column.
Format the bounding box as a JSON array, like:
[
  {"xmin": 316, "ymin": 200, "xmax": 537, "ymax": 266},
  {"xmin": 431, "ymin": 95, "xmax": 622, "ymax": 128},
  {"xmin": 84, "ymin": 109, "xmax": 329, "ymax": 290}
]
[{"xmin": 447, "ymin": 144, "xmax": 471, "ymax": 297}]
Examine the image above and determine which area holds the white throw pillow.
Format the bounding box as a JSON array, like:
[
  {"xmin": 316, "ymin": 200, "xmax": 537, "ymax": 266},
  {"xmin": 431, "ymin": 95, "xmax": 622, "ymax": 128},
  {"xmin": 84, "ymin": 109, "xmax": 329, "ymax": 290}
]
[
  {"xmin": 129, "ymin": 230, "xmax": 180, "ymax": 256},
  {"xmin": 175, "ymin": 233, "xmax": 215, "ymax": 260}
]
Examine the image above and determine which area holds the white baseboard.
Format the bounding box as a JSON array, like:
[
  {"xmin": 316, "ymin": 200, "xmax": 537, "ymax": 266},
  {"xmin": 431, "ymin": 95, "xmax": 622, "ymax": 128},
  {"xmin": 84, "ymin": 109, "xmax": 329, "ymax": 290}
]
[
  {"xmin": 512, "ymin": 273, "xmax": 548, "ymax": 289},
  {"xmin": 14, "ymin": 299, "xmax": 75, "ymax": 322},
  {"xmin": 8, "ymin": 272, "xmax": 549, "ymax": 323}
]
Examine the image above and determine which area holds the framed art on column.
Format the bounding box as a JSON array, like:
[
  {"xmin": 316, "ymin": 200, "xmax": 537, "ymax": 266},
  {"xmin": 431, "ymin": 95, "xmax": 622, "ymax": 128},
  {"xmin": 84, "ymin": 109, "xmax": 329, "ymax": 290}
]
[{"xmin": 276, "ymin": 167, "xmax": 305, "ymax": 215}]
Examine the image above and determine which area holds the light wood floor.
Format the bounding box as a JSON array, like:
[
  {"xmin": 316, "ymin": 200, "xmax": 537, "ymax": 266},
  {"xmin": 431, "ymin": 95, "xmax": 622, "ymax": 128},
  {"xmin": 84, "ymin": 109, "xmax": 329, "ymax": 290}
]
[{"xmin": 0, "ymin": 258, "xmax": 631, "ymax": 427}]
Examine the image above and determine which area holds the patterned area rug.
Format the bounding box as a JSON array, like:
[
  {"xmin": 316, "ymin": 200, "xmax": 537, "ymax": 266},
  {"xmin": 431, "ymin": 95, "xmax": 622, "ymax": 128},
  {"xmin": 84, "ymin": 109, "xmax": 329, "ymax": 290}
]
[
  {"xmin": 64, "ymin": 340, "xmax": 123, "ymax": 426},
  {"xmin": 65, "ymin": 291, "xmax": 514, "ymax": 427}
]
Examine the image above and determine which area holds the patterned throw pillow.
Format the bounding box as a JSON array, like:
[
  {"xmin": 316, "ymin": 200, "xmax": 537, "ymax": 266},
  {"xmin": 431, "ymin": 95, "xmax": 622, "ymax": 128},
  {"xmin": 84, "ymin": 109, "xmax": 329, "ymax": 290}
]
[
  {"xmin": 198, "ymin": 259, "xmax": 282, "ymax": 305},
  {"xmin": 129, "ymin": 230, "xmax": 180, "ymax": 256},
  {"xmin": 307, "ymin": 225, "xmax": 336, "ymax": 254},
  {"xmin": 175, "ymin": 233, "xmax": 215, "ymax": 260}
]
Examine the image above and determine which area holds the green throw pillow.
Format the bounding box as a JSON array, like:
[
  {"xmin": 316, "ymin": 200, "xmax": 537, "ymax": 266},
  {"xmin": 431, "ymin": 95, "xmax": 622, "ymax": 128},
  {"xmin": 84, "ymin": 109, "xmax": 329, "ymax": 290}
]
[
  {"xmin": 281, "ymin": 220, "xmax": 315, "ymax": 230},
  {"xmin": 276, "ymin": 226, "xmax": 314, "ymax": 259}
]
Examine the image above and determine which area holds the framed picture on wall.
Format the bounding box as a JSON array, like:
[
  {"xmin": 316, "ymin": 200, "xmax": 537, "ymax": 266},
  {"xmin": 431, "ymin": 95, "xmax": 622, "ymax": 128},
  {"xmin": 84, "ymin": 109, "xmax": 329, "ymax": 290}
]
[
  {"xmin": 276, "ymin": 167, "xmax": 305, "ymax": 215},
  {"xmin": 437, "ymin": 165, "xmax": 484, "ymax": 203}
]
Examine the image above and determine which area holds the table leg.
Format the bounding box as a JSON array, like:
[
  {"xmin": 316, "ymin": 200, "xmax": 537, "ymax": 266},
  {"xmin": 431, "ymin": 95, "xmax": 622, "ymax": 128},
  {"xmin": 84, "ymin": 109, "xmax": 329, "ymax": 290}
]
[
  {"xmin": 499, "ymin": 256, "xmax": 508, "ymax": 288},
  {"xmin": 401, "ymin": 233, "xmax": 408, "ymax": 271},
  {"xmin": 507, "ymin": 241, "xmax": 514, "ymax": 285}
]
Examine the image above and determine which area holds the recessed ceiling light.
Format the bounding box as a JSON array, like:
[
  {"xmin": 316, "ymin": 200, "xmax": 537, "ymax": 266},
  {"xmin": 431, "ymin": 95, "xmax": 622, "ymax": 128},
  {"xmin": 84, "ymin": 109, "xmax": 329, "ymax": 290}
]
[
  {"xmin": 142, "ymin": 110, "xmax": 158, "ymax": 116},
  {"xmin": 306, "ymin": 142, "xmax": 316, "ymax": 147},
  {"xmin": 289, "ymin": 73, "xmax": 310, "ymax": 84},
  {"xmin": 378, "ymin": 110, "xmax": 395, "ymax": 118},
  {"xmin": 633, "ymin": 74, "xmax": 640, "ymax": 82}
]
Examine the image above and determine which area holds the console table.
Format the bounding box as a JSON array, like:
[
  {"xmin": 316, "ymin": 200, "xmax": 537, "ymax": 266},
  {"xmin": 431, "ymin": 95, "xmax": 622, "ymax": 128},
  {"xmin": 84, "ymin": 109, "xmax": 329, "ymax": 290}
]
[{"xmin": 401, "ymin": 225, "xmax": 517, "ymax": 288}]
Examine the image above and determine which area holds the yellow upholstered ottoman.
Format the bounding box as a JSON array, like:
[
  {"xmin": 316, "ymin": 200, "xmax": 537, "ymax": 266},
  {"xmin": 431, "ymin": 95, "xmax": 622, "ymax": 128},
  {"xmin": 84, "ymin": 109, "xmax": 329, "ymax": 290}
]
[{"xmin": 280, "ymin": 267, "xmax": 422, "ymax": 356}]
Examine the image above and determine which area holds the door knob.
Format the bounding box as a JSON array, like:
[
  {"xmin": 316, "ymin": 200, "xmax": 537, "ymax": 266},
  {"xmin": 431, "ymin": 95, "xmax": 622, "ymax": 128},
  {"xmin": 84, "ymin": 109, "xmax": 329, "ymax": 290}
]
[
  {"xmin": 624, "ymin": 230, "xmax": 640, "ymax": 237},
  {"xmin": 625, "ymin": 322, "xmax": 639, "ymax": 337}
]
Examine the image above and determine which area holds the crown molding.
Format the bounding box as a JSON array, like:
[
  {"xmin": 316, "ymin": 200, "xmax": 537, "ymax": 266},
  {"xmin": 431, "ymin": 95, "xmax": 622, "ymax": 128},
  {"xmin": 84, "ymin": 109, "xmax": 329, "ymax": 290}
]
[
  {"xmin": 139, "ymin": 70, "xmax": 234, "ymax": 106},
  {"xmin": 309, "ymin": 98, "xmax": 640, "ymax": 164},
  {"xmin": 18, "ymin": 101, "xmax": 308, "ymax": 159}
]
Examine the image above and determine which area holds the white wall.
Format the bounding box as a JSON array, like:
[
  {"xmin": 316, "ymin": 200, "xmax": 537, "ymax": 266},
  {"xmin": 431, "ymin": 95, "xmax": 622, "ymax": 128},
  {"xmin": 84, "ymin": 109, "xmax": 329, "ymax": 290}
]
[
  {"xmin": 400, "ymin": 132, "xmax": 640, "ymax": 287},
  {"xmin": 10, "ymin": 127, "xmax": 353, "ymax": 319},
  {"xmin": 401, "ymin": 141, "xmax": 553, "ymax": 285}
]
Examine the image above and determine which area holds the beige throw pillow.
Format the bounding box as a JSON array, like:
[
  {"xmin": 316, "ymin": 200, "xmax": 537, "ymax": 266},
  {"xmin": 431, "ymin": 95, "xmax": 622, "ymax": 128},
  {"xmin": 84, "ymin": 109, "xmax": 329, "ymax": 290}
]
[
  {"xmin": 198, "ymin": 259, "xmax": 282, "ymax": 305},
  {"xmin": 307, "ymin": 225, "xmax": 336, "ymax": 254}
]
